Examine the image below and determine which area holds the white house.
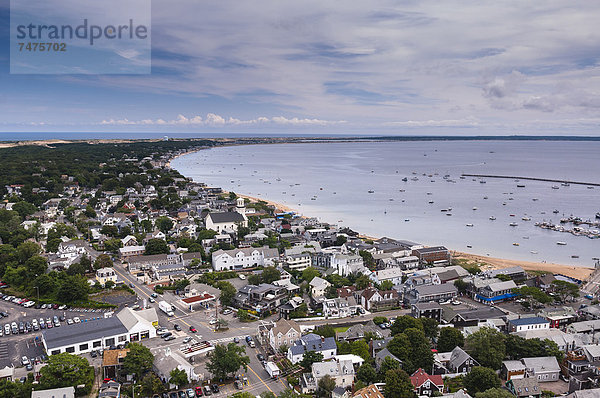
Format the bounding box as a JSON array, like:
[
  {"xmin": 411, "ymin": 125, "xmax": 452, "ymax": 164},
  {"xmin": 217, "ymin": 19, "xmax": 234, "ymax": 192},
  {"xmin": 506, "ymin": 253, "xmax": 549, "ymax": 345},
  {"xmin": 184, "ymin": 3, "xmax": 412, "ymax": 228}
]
[
  {"xmin": 309, "ymin": 276, "xmax": 331, "ymax": 298},
  {"xmin": 369, "ymin": 267, "xmax": 404, "ymax": 286},
  {"xmin": 332, "ymin": 253, "xmax": 368, "ymax": 277},
  {"xmin": 205, "ymin": 211, "xmax": 247, "ymax": 233},
  {"xmin": 288, "ymin": 334, "xmax": 337, "ymax": 364},
  {"xmin": 303, "ymin": 359, "xmax": 355, "ymax": 394},
  {"xmin": 96, "ymin": 267, "xmax": 118, "ymax": 287},
  {"xmin": 268, "ymin": 318, "xmax": 302, "ymax": 352},
  {"xmin": 211, "ymin": 246, "xmax": 279, "ymax": 271}
]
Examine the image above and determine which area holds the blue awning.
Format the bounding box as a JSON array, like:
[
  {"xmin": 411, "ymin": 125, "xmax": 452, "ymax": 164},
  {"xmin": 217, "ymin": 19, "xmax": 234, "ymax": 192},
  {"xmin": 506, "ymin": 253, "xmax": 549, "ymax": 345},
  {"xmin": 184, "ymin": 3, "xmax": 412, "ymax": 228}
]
[{"xmin": 476, "ymin": 293, "xmax": 517, "ymax": 302}]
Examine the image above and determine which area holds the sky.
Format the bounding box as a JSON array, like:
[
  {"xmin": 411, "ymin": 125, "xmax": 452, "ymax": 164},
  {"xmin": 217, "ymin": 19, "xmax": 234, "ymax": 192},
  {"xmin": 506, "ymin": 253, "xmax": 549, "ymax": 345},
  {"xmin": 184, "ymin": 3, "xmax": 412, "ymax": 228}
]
[{"xmin": 1, "ymin": 1, "xmax": 600, "ymax": 136}]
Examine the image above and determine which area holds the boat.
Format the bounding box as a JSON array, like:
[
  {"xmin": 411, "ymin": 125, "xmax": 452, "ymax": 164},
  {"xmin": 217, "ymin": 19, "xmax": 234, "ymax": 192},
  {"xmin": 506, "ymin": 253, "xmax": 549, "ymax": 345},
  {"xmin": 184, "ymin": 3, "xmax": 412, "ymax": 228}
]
[
  {"xmin": 522, "ymin": 216, "xmax": 531, "ymax": 221},
  {"xmin": 427, "ymin": 192, "xmax": 433, "ymax": 195},
  {"xmin": 561, "ymin": 182, "xmax": 570, "ymax": 186},
  {"xmin": 532, "ymin": 198, "xmax": 539, "ymax": 201},
  {"xmin": 389, "ymin": 199, "xmax": 394, "ymax": 201},
  {"xmin": 572, "ymin": 255, "xmax": 580, "ymax": 259},
  {"xmin": 472, "ymin": 207, "xmax": 478, "ymax": 210},
  {"xmin": 402, "ymin": 177, "xmax": 408, "ymax": 182},
  {"xmin": 441, "ymin": 209, "xmax": 448, "ymax": 212},
  {"xmin": 466, "ymin": 223, "xmax": 474, "ymax": 227},
  {"xmin": 509, "ymin": 222, "xmax": 518, "ymax": 226},
  {"xmin": 523, "ymin": 236, "xmax": 529, "ymax": 239},
  {"xmin": 596, "ymin": 212, "xmax": 600, "ymax": 219},
  {"xmin": 588, "ymin": 186, "xmax": 595, "ymax": 189},
  {"xmin": 428, "ymin": 201, "xmax": 434, "ymax": 204},
  {"xmin": 480, "ymin": 180, "xmax": 486, "ymax": 184},
  {"xmin": 530, "ymin": 251, "xmax": 538, "ymax": 254},
  {"xmin": 553, "ymin": 210, "xmax": 560, "ymax": 214},
  {"xmin": 446, "ymin": 213, "xmax": 452, "ymax": 216},
  {"xmin": 483, "ymin": 196, "xmax": 488, "ymax": 199},
  {"xmin": 466, "ymin": 245, "xmax": 472, "ymax": 248},
  {"xmin": 552, "ymin": 186, "xmax": 560, "ymax": 189},
  {"xmin": 513, "ymin": 243, "xmax": 520, "ymax": 246},
  {"xmin": 405, "ymin": 219, "xmax": 410, "ymax": 222},
  {"xmin": 368, "ymin": 190, "xmax": 374, "ymax": 193},
  {"xmin": 489, "ymin": 216, "xmax": 496, "ymax": 220},
  {"xmin": 557, "ymin": 241, "xmax": 567, "ymax": 245},
  {"xmin": 516, "ymin": 184, "xmax": 525, "ymax": 188}
]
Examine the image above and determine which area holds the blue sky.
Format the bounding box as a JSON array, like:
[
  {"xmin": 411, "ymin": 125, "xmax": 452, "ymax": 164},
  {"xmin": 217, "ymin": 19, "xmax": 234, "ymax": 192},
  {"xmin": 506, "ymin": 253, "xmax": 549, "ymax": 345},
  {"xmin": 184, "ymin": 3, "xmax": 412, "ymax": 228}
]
[{"xmin": 1, "ymin": 1, "xmax": 600, "ymax": 135}]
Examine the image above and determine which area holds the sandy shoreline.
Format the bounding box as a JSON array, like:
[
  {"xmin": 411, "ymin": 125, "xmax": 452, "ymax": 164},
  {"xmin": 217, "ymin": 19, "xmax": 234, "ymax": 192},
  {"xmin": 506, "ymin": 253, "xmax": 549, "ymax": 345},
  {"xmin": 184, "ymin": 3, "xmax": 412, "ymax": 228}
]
[{"xmin": 169, "ymin": 148, "xmax": 596, "ymax": 282}]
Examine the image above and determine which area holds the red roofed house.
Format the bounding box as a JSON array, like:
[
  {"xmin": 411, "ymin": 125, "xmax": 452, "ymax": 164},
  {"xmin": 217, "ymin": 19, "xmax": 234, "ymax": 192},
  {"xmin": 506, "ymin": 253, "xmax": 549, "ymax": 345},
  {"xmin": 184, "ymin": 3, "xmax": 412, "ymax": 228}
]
[{"xmin": 410, "ymin": 368, "xmax": 444, "ymax": 396}]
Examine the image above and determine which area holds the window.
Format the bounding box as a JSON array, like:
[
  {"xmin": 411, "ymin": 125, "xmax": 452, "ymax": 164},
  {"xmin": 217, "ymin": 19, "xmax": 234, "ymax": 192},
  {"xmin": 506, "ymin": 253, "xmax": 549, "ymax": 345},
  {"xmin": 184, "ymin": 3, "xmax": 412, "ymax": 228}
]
[
  {"xmin": 93, "ymin": 341, "xmax": 101, "ymax": 348},
  {"xmin": 66, "ymin": 346, "xmax": 75, "ymax": 353},
  {"xmin": 79, "ymin": 343, "xmax": 88, "ymax": 351},
  {"xmin": 51, "ymin": 350, "xmax": 60, "ymax": 355},
  {"xmin": 105, "ymin": 338, "xmax": 115, "ymax": 346},
  {"xmin": 118, "ymin": 336, "xmax": 127, "ymax": 342}
]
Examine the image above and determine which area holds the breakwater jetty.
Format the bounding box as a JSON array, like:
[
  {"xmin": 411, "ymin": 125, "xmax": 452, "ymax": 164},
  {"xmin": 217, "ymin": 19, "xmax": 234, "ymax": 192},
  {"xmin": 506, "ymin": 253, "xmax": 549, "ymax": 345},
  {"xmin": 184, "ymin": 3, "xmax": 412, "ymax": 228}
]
[{"xmin": 461, "ymin": 174, "xmax": 600, "ymax": 187}]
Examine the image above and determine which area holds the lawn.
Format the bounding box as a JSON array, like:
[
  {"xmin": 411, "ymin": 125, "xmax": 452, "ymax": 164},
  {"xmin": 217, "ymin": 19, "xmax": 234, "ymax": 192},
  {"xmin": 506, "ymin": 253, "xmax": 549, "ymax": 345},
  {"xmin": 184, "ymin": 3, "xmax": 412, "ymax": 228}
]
[{"xmin": 333, "ymin": 326, "xmax": 350, "ymax": 333}]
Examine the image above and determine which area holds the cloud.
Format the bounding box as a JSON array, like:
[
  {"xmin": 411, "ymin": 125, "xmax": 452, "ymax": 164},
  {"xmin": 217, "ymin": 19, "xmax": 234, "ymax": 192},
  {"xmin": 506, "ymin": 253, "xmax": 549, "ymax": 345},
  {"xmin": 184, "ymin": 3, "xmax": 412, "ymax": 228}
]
[{"xmin": 100, "ymin": 113, "xmax": 345, "ymax": 127}]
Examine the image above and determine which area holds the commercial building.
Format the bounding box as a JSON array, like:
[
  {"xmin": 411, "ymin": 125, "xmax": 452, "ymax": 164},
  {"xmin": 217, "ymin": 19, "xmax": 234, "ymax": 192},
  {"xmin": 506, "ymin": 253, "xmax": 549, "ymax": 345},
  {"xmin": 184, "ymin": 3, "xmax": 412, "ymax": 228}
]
[{"xmin": 42, "ymin": 308, "xmax": 157, "ymax": 355}]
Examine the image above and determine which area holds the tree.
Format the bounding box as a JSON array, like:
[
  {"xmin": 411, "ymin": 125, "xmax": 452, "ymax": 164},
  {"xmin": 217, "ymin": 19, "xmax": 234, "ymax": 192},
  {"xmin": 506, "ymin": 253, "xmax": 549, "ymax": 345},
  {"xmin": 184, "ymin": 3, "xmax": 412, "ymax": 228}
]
[
  {"xmin": 475, "ymin": 388, "xmax": 514, "ymax": 398},
  {"xmin": 463, "ymin": 366, "xmax": 501, "ymax": 395},
  {"xmin": 140, "ymin": 373, "xmax": 165, "ymax": 396},
  {"xmin": 39, "ymin": 353, "xmax": 94, "ymax": 396},
  {"xmin": 384, "ymin": 369, "xmax": 416, "ymax": 398},
  {"xmin": 355, "ymin": 274, "xmax": 371, "ymax": 290},
  {"xmin": 379, "ymin": 355, "xmax": 402, "ymax": 376},
  {"xmin": 404, "ymin": 327, "xmax": 434, "ymax": 374},
  {"xmin": 17, "ymin": 241, "xmax": 40, "ymax": 263},
  {"xmin": 94, "ymin": 254, "xmax": 113, "ymax": 270},
  {"xmin": 505, "ymin": 335, "xmax": 564, "ymax": 363},
  {"xmin": 300, "ymin": 351, "xmax": 324, "ymax": 370},
  {"xmin": 465, "ymin": 327, "xmax": 506, "ymax": 370},
  {"xmin": 325, "ymin": 285, "xmax": 338, "ymax": 299},
  {"xmin": 57, "ymin": 275, "xmax": 90, "ymax": 303},
  {"xmin": 12, "ymin": 201, "xmax": 37, "ymax": 218},
  {"xmin": 420, "ymin": 317, "xmax": 439, "ymax": 341},
  {"xmin": 84, "ymin": 205, "xmax": 96, "ymax": 218},
  {"xmin": 318, "ymin": 375, "xmax": 336, "ymax": 397},
  {"xmin": 551, "ymin": 280, "xmax": 579, "ymax": 303},
  {"xmin": 104, "ymin": 238, "xmax": 123, "ymax": 253},
  {"xmin": 169, "ymin": 368, "xmax": 188, "ymax": 387},
  {"xmin": 454, "ymin": 279, "xmax": 469, "ymax": 294},
  {"xmin": 261, "ymin": 267, "xmax": 281, "ymax": 284},
  {"xmin": 122, "ymin": 343, "xmax": 154, "ymax": 380},
  {"xmin": 155, "ymin": 216, "xmax": 174, "ymax": 234},
  {"xmin": 438, "ymin": 327, "xmax": 465, "ymax": 352},
  {"xmin": 373, "ymin": 316, "xmax": 388, "ymax": 325},
  {"xmin": 512, "ymin": 286, "xmax": 552, "ymax": 307},
  {"xmin": 357, "ymin": 363, "xmax": 377, "ymax": 385},
  {"xmin": 215, "ymin": 280, "xmax": 236, "ymax": 307},
  {"xmin": 359, "ymin": 250, "xmax": 375, "ymax": 268},
  {"xmin": 314, "ymin": 325, "xmax": 336, "ymax": 338},
  {"xmin": 206, "ymin": 343, "xmax": 250, "ymax": 380},
  {"xmin": 24, "ymin": 255, "xmax": 47, "ymax": 277},
  {"xmin": 302, "ymin": 267, "xmax": 320, "ymax": 282},
  {"xmin": 379, "ymin": 280, "xmax": 394, "ymax": 291},
  {"xmin": 145, "ymin": 238, "xmax": 169, "ymax": 255},
  {"xmin": 390, "ymin": 315, "xmax": 423, "ymax": 336}
]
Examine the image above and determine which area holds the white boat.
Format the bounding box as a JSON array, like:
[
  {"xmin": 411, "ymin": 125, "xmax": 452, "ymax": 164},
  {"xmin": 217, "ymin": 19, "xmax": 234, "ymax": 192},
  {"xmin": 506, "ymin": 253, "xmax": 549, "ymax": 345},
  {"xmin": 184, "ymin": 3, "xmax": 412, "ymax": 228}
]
[
  {"xmin": 509, "ymin": 222, "xmax": 518, "ymax": 226},
  {"xmin": 472, "ymin": 207, "xmax": 478, "ymax": 210},
  {"xmin": 522, "ymin": 216, "xmax": 531, "ymax": 221},
  {"xmin": 552, "ymin": 186, "xmax": 560, "ymax": 189},
  {"xmin": 557, "ymin": 241, "xmax": 567, "ymax": 246},
  {"xmin": 489, "ymin": 216, "xmax": 496, "ymax": 220},
  {"xmin": 466, "ymin": 223, "xmax": 474, "ymax": 227},
  {"xmin": 530, "ymin": 251, "xmax": 538, "ymax": 254}
]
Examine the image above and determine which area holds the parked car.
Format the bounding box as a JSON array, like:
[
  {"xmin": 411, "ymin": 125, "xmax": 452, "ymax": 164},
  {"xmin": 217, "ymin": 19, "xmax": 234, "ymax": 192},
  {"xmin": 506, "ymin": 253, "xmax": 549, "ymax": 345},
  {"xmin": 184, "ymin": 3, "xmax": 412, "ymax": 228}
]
[
  {"xmin": 189, "ymin": 326, "xmax": 197, "ymax": 333},
  {"xmin": 21, "ymin": 356, "xmax": 29, "ymax": 366},
  {"xmin": 164, "ymin": 335, "xmax": 176, "ymax": 341},
  {"xmin": 174, "ymin": 324, "xmax": 181, "ymax": 331},
  {"xmin": 257, "ymin": 353, "xmax": 265, "ymax": 361},
  {"xmin": 186, "ymin": 389, "xmax": 195, "ymax": 398},
  {"xmin": 195, "ymin": 386, "xmax": 203, "ymax": 397},
  {"xmin": 202, "ymin": 386, "xmax": 211, "ymax": 396},
  {"xmin": 233, "ymin": 337, "xmax": 239, "ymax": 344},
  {"xmin": 210, "ymin": 384, "xmax": 219, "ymax": 393}
]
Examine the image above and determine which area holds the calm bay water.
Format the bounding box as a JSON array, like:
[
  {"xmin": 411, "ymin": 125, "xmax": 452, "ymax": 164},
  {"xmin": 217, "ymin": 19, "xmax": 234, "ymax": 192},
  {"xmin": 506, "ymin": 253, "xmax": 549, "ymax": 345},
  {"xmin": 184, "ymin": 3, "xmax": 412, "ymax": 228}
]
[{"xmin": 172, "ymin": 141, "xmax": 600, "ymax": 267}]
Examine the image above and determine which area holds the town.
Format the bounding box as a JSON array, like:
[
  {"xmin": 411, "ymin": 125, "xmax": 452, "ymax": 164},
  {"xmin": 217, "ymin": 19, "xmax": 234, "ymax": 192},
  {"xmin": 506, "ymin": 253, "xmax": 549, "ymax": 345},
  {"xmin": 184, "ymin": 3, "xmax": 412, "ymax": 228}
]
[{"xmin": 0, "ymin": 140, "xmax": 599, "ymax": 398}]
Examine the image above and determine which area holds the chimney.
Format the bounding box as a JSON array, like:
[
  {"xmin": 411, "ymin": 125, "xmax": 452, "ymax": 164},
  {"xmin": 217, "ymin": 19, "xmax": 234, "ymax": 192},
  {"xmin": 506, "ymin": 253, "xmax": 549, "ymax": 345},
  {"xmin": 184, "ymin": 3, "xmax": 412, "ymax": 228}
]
[{"xmin": 321, "ymin": 336, "xmax": 325, "ymax": 343}]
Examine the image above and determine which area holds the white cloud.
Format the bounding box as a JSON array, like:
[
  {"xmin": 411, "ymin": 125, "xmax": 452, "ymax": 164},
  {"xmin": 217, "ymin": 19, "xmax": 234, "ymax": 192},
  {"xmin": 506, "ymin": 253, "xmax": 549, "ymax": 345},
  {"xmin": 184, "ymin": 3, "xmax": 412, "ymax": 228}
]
[{"xmin": 99, "ymin": 113, "xmax": 345, "ymax": 127}]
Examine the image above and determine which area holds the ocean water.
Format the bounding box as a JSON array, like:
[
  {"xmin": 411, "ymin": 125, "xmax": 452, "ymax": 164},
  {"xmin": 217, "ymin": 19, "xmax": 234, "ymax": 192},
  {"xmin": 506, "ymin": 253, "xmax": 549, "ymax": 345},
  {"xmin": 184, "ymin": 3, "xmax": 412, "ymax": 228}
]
[{"xmin": 172, "ymin": 140, "xmax": 600, "ymax": 267}]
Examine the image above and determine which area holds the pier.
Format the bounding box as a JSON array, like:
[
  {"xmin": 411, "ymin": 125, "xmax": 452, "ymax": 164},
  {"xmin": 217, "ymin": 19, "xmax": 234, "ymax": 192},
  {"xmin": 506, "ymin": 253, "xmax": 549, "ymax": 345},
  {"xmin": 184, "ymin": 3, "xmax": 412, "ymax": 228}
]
[{"xmin": 461, "ymin": 174, "xmax": 600, "ymax": 187}]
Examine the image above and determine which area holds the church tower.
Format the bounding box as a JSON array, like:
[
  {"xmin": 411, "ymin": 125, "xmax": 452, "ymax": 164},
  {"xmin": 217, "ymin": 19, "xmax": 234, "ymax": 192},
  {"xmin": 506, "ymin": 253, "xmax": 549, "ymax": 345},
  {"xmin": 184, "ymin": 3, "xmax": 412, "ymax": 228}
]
[{"xmin": 236, "ymin": 197, "xmax": 246, "ymax": 215}]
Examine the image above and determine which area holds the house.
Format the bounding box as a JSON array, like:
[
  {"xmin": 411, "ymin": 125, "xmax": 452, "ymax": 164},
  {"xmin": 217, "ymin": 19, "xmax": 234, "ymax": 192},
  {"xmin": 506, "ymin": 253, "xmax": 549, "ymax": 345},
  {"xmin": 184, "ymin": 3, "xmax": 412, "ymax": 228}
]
[
  {"xmin": 31, "ymin": 387, "xmax": 75, "ymax": 398},
  {"xmin": 484, "ymin": 266, "xmax": 527, "ymax": 282},
  {"xmin": 121, "ymin": 235, "xmax": 138, "ymax": 247},
  {"xmin": 204, "ymin": 211, "xmax": 247, "ymax": 232},
  {"xmin": 410, "ymin": 368, "xmax": 444, "ymax": 396},
  {"xmin": 119, "ymin": 245, "xmax": 146, "ymax": 259},
  {"xmin": 359, "ymin": 288, "xmax": 400, "ymax": 311},
  {"xmin": 540, "ymin": 307, "xmax": 578, "ymax": 329},
  {"xmin": 567, "ymin": 319, "xmax": 600, "ymax": 335},
  {"xmin": 375, "ymin": 348, "xmax": 402, "ymax": 371},
  {"xmin": 98, "ymin": 381, "xmax": 121, "ymax": 398},
  {"xmin": 233, "ymin": 283, "xmax": 288, "ymax": 313},
  {"xmin": 336, "ymin": 321, "xmax": 383, "ymax": 342},
  {"xmin": 406, "ymin": 283, "xmax": 458, "ymax": 304},
  {"xmin": 332, "ymin": 253, "xmax": 368, "ymax": 277},
  {"xmin": 288, "ymin": 334, "xmax": 337, "ymax": 364},
  {"xmin": 508, "ymin": 317, "xmax": 551, "ymax": 333},
  {"xmin": 447, "ymin": 346, "xmax": 480, "ymax": 374},
  {"xmin": 268, "ymin": 318, "xmax": 301, "ymax": 352},
  {"xmin": 502, "ymin": 360, "xmax": 527, "ymax": 381},
  {"xmin": 127, "ymin": 253, "xmax": 179, "ymax": 272},
  {"xmin": 310, "ymin": 276, "xmax": 331, "ymax": 298},
  {"xmin": 369, "ymin": 268, "xmax": 404, "ymax": 286},
  {"xmin": 211, "ymin": 246, "xmax": 279, "ymax": 271},
  {"xmin": 285, "ymin": 253, "xmax": 312, "ymax": 271},
  {"xmin": 475, "ymin": 280, "xmax": 518, "ymax": 304},
  {"xmin": 103, "ymin": 348, "xmax": 130, "ymax": 379},
  {"xmin": 522, "ymin": 356, "xmax": 561, "ymax": 382},
  {"xmin": 353, "ymin": 384, "xmax": 385, "ymax": 398},
  {"xmin": 96, "ymin": 267, "xmax": 118, "ymax": 287},
  {"xmin": 506, "ymin": 377, "xmax": 542, "ymax": 398},
  {"xmin": 515, "ymin": 329, "xmax": 577, "ymax": 352},
  {"xmin": 412, "ymin": 302, "xmax": 443, "ymax": 322},
  {"xmin": 304, "ymin": 359, "xmax": 354, "ymax": 393},
  {"xmin": 323, "ymin": 296, "xmax": 361, "ymax": 319}
]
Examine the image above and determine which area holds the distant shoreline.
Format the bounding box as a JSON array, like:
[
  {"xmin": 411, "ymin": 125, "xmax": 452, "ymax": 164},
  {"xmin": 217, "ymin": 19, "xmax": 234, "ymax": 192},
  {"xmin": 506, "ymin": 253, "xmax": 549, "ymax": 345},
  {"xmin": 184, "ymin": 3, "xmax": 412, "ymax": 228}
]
[{"xmin": 169, "ymin": 145, "xmax": 596, "ymax": 282}]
